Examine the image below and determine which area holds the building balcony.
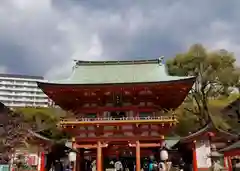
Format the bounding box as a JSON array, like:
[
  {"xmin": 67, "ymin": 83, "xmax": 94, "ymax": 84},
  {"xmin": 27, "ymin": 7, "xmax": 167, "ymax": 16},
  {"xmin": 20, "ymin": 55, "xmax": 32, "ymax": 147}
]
[
  {"xmin": 0, "ymin": 81, "xmax": 37, "ymax": 87},
  {"xmin": 0, "ymin": 86, "xmax": 43, "ymax": 92},
  {"xmin": 0, "ymin": 97, "xmax": 48, "ymax": 103},
  {"xmin": 59, "ymin": 116, "xmax": 178, "ymax": 126},
  {"xmin": 0, "ymin": 92, "xmax": 47, "ymax": 97}
]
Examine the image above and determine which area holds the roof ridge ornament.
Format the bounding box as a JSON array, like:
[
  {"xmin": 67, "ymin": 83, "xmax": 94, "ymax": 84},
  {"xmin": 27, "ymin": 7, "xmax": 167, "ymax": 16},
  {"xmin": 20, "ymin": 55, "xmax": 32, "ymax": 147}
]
[
  {"xmin": 158, "ymin": 56, "xmax": 164, "ymax": 65},
  {"xmin": 73, "ymin": 60, "xmax": 79, "ymax": 69}
]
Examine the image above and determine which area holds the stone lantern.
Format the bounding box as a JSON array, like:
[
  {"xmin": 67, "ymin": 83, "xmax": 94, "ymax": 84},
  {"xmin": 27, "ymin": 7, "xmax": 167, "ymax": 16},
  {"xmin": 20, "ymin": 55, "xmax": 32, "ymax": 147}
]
[{"xmin": 209, "ymin": 144, "xmax": 223, "ymax": 171}]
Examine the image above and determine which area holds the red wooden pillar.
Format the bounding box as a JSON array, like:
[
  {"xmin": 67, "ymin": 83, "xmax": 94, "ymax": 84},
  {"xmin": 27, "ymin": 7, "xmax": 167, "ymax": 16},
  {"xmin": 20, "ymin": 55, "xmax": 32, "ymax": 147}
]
[
  {"xmin": 40, "ymin": 152, "xmax": 45, "ymax": 171},
  {"xmin": 227, "ymin": 156, "xmax": 232, "ymax": 171},
  {"xmin": 102, "ymin": 147, "xmax": 107, "ymax": 171},
  {"xmin": 116, "ymin": 149, "xmax": 119, "ymax": 160},
  {"xmin": 223, "ymin": 154, "xmax": 229, "ymax": 169},
  {"xmin": 97, "ymin": 141, "xmax": 102, "ymax": 171},
  {"xmin": 136, "ymin": 140, "xmax": 141, "ymax": 171},
  {"xmin": 75, "ymin": 150, "xmax": 81, "ymax": 171},
  {"xmin": 223, "ymin": 156, "xmax": 227, "ymax": 168},
  {"xmin": 192, "ymin": 141, "xmax": 197, "ymax": 171},
  {"xmin": 77, "ymin": 149, "xmax": 85, "ymax": 171}
]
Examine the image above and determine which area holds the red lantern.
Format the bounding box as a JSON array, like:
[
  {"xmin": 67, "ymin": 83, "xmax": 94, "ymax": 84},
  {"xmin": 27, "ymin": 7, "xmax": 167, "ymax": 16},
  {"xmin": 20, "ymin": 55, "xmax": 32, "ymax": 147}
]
[{"xmin": 207, "ymin": 132, "xmax": 215, "ymax": 137}]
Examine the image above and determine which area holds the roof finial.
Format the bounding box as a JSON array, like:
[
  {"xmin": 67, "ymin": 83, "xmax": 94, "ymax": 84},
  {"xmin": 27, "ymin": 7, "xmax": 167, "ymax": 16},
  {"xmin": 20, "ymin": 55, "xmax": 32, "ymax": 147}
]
[
  {"xmin": 73, "ymin": 59, "xmax": 79, "ymax": 69},
  {"xmin": 158, "ymin": 56, "xmax": 164, "ymax": 65}
]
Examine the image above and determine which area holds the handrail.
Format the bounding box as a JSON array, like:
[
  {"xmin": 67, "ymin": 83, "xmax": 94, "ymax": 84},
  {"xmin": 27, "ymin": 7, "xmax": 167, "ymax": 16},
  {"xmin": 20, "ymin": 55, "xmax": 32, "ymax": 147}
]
[{"xmin": 60, "ymin": 116, "xmax": 176, "ymax": 122}]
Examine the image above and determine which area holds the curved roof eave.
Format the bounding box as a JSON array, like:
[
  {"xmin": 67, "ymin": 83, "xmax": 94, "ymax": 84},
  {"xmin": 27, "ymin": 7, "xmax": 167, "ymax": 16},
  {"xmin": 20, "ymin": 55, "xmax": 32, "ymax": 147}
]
[
  {"xmin": 38, "ymin": 76, "xmax": 196, "ymax": 86},
  {"xmin": 220, "ymin": 140, "xmax": 240, "ymax": 152},
  {"xmin": 179, "ymin": 122, "xmax": 238, "ymax": 143},
  {"xmin": 40, "ymin": 60, "xmax": 196, "ymax": 85}
]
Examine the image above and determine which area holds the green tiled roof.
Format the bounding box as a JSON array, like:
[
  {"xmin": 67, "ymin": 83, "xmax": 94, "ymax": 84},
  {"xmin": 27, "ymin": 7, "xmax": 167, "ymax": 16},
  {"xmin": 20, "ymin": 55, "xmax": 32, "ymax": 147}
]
[
  {"xmin": 165, "ymin": 139, "xmax": 180, "ymax": 149},
  {"xmin": 44, "ymin": 59, "xmax": 194, "ymax": 85},
  {"xmin": 180, "ymin": 122, "xmax": 238, "ymax": 143},
  {"xmin": 220, "ymin": 140, "xmax": 240, "ymax": 152}
]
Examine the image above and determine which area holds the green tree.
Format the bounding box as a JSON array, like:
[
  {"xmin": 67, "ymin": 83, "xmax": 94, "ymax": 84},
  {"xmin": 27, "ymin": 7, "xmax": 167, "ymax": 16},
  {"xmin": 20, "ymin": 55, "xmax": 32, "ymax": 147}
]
[
  {"xmin": 15, "ymin": 107, "xmax": 71, "ymax": 141},
  {"xmin": 229, "ymin": 67, "xmax": 240, "ymax": 93},
  {"xmin": 0, "ymin": 105, "xmax": 71, "ymax": 164},
  {"xmin": 15, "ymin": 107, "xmax": 72, "ymax": 171},
  {"xmin": 173, "ymin": 107, "xmax": 200, "ymax": 136},
  {"xmin": 166, "ymin": 44, "xmax": 237, "ymax": 126}
]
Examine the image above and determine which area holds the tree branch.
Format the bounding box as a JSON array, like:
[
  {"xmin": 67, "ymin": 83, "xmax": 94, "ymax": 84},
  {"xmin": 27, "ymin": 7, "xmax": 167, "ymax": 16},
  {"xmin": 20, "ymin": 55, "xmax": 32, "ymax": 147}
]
[{"xmin": 184, "ymin": 107, "xmax": 200, "ymax": 116}]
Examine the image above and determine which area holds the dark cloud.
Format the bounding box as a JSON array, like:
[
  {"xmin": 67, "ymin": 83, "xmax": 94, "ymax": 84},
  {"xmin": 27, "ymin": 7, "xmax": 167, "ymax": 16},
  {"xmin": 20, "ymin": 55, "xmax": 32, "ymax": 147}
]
[{"xmin": 0, "ymin": 0, "xmax": 240, "ymax": 79}]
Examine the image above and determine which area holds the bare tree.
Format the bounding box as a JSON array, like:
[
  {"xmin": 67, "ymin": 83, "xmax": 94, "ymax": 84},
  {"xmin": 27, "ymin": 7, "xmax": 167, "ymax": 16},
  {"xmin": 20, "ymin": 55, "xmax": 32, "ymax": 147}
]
[{"xmin": 0, "ymin": 103, "xmax": 32, "ymax": 164}]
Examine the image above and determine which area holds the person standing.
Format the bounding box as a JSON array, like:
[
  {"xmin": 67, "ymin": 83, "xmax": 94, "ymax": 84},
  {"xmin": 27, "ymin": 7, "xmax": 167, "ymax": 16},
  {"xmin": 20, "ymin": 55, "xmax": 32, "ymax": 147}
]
[
  {"xmin": 115, "ymin": 160, "xmax": 123, "ymax": 171},
  {"xmin": 142, "ymin": 159, "xmax": 149, "ymax": 171},
  {"xmin": 152, "ymin": 161, "xmax": 158, "ymax": 171},
  {"xmin": 179, "ymin": 158, "xmax": 184, "ymax": 171},
  {"xmin": 158, "ymin": 162, "xmax": 166, "ymax": 171},
  {"xmin": 91, "ymin": 160, "xmax": 96, "ymax": 171},
  {"xmin": 149, "ymin": 162, "xmax": 153, "ymax": 171}
]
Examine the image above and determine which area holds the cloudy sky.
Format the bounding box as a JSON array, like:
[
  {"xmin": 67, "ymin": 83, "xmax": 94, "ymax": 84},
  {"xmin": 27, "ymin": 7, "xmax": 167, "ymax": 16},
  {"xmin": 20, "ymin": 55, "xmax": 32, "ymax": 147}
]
[{"xmin": 0, "ymin": 0, "xmax": 240, "ymax": 79}]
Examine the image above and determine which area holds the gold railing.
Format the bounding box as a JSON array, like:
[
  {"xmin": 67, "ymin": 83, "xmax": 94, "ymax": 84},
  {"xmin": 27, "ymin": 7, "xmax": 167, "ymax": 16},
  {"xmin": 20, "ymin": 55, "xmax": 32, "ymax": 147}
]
[
  {"xmin": 62, "ymin": 116, "xmax": 176, "ymax": 121},
  {"xmin": 59, "ymin": 116, "xmax": 178, "ymax": 125}
]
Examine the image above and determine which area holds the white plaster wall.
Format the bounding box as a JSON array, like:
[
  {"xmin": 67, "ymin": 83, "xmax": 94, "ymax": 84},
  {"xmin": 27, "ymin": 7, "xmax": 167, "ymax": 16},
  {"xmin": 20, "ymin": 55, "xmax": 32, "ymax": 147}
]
[
  {"xmin": 37, "ymin": 154, "xmax": 42, "ymax": 171},
  {"xmin": 13, "ymin": 152, "xmax": 40, "ymax": 166},
  {"xmin": 196, "ymin": 140, "xmax": 212, "ymax": 168}
]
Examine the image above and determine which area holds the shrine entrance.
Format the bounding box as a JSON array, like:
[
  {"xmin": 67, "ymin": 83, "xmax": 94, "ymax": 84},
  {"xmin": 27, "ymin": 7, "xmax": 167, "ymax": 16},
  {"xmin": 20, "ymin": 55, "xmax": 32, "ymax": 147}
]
[
  {"xmin": 103, "ymin": 144, "xmax": 135, "ymax": 171},
  {"xmin": 37, "ymin": 59, "xmax": 196, "ymax": 171},
  {"xmin": 76, "ymin": 142, "xmax": 161, "ymax": 171}
]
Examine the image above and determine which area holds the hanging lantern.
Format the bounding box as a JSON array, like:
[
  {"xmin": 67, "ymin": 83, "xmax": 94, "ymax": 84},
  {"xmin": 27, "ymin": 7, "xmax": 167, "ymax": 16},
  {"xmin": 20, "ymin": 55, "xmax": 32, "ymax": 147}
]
[
  {"xmin": 207, "ymin": 132, "xmax": 215, "ymax": 137},
  {"xmin": 68, "ymin": 151, "xmax": 77, "ymax": 162},
  {"xmin": 160, "ymin": 150, "xmax": 168, "ymax": 161},
  {"xmin": 210, "ymin": 144, "xmax": 217, "ymax": 151}
]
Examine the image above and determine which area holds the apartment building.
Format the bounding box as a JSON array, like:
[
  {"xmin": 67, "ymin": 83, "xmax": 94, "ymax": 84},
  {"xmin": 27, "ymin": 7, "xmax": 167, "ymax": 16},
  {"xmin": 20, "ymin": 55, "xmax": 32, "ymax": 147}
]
[{"xmin": 0, "ymin": 74, "xmax": 49, "ymax": 107}]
